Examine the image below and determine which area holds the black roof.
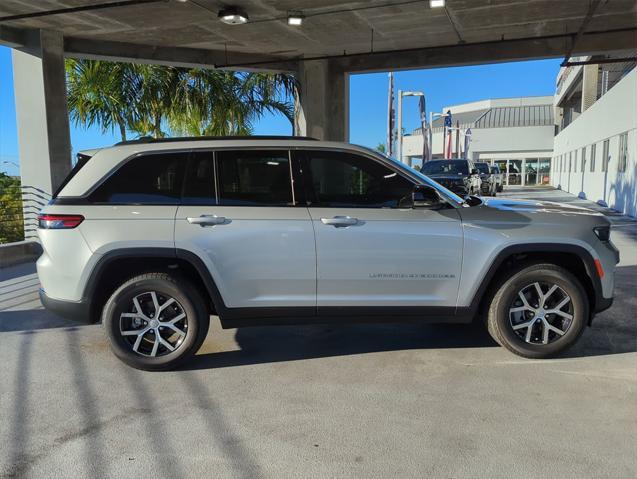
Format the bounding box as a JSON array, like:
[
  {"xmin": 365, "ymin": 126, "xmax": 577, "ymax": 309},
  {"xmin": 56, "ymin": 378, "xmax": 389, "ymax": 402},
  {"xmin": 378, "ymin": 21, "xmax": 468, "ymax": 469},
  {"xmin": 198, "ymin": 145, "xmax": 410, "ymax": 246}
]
[{"xmin": 115, "ymin": 135, "xmax": 318, "ymax": 146}]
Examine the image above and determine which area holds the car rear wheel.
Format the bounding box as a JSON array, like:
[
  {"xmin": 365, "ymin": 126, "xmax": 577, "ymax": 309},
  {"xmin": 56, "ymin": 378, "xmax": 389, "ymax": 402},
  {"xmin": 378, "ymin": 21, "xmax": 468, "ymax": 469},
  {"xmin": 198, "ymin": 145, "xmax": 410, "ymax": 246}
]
[
  {"xmin": 486, "ymin": 263, "xmax": 588, "ymax": 358},
  {"xmin": 102, "ymin": 273, "xmax": 210, "ymax": 370}
]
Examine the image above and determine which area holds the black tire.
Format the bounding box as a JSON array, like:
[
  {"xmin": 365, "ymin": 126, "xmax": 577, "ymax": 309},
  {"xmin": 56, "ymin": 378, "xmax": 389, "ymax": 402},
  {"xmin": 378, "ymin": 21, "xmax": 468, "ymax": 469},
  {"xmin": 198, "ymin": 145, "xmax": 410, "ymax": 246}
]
[
  {"xmin": 102, "ymin": 273, "xmax": 210, "ymax": 371},
  {"xmin": 497, "ymin": 184, "xmax": 503, "ymax": 192},
  {"xmin": 486, "ymin": 263, "xmax": 588, "ymax": 359}
]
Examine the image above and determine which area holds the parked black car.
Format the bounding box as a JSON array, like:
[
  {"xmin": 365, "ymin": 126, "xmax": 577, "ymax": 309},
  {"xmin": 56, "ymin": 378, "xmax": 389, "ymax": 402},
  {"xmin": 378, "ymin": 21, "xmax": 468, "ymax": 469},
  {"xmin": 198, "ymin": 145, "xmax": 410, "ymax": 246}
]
[
  {"xmin": 475, "ymin": 162, "xmax": 497, "ymax": 196},
  {"xmin": 420, "ymin": 159, "xmax": 481, "ymax": 196}
]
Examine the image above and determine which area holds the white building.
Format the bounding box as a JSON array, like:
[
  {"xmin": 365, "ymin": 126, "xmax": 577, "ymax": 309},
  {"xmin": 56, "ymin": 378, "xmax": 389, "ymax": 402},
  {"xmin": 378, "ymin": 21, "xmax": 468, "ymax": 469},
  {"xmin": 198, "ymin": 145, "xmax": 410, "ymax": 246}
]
[
  {"xmin": 401, "ymin": 96, "xmax": 555, "ymax": 187},
  {"xmin": 551, "ymin": 56, "xmax": 637, "ymax": 217}
]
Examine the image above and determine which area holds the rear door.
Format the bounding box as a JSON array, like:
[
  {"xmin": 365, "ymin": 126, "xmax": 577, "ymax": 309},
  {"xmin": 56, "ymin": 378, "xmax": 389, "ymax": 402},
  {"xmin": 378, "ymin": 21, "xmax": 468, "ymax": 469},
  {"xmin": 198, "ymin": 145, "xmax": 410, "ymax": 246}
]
[
  {"xmin": 298, "ymin": 149, "xmax": 463, "ymax": 310},
  {"xmin": 174, "ymin": 149, "xmax": 316, "ymax": 310}
]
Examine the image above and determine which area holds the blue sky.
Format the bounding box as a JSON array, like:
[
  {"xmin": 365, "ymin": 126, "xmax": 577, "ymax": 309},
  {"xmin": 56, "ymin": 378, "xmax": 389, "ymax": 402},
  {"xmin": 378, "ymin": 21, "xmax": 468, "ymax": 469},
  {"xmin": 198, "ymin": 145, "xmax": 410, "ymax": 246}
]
[{"xmin": 0, "ymin": 44, "xmax": 561, "ymax": 176}]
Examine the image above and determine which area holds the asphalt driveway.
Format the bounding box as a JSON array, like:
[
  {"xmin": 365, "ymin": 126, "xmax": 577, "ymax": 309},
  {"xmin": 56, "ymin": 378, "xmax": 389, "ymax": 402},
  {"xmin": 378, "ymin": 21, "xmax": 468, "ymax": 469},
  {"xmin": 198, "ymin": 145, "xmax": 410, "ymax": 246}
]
[{"xmin": 1, "ymin": 187, "xmax": 636, "ymax": 478}]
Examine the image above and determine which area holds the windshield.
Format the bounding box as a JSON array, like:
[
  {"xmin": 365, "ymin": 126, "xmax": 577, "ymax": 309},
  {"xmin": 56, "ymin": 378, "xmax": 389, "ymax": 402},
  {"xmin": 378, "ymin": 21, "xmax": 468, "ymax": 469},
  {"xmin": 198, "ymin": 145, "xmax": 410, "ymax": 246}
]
[
  {"xmin": 420, "ymin": 160, "xmax": 468, "ymax": 176},
  {"xmin": 475, "ymin": 163, "xmax": 490, "ymax": 174}
]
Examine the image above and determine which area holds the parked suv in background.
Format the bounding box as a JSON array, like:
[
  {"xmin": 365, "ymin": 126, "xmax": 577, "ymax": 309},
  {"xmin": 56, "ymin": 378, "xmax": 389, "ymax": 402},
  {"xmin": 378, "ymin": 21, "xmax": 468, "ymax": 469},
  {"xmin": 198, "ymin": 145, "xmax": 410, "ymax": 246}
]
[
  {"xmin": 475, "ymin": 162, "xmax": 497, "ymax": 196},
  {"xmin": 420, "ymin": 159, "xmax": 481, "ymax": 196},
  {"xmin": 38, "ymin": 137, "xmax": 618, "ymax": 370}
]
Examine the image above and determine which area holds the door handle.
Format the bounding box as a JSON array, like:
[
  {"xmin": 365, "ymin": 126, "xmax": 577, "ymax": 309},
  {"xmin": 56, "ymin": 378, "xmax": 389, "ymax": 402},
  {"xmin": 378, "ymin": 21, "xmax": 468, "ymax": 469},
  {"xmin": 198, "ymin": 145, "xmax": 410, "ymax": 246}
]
[
  {"xmin": 320, "ymin": 216, "xmax": 359, "ymax": 227},
  {"xmin": 187, "ymin": 215, "xmax": 227, "ymax": 226}
]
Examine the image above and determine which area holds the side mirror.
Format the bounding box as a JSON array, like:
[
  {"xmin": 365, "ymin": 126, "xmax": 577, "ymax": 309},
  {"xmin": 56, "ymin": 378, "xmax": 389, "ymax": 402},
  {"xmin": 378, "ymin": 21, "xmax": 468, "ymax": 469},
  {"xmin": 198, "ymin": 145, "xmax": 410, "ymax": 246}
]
[
  {"xmin": 471, "ymin": 168, "xmax": 479, "ymax": 176},
  {"xmin": 412, "ymin": 184, "xmax": 444, "ymax": 209}
]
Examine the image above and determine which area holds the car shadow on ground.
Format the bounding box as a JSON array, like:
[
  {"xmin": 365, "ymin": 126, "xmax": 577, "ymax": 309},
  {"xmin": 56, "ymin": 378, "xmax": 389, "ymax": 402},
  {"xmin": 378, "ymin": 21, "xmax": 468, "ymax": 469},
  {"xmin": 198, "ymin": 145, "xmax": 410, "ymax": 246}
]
[
  {"xmin": 0, "ymin": 308, "xmax": 79, "ymax": 333},
  {"xmin": 183, "ymin": 264, "xmax": 637, "ymax": 370},
  {"xmin": 182, "ymin": 321, "xmax": 498, "ymax": 371}
]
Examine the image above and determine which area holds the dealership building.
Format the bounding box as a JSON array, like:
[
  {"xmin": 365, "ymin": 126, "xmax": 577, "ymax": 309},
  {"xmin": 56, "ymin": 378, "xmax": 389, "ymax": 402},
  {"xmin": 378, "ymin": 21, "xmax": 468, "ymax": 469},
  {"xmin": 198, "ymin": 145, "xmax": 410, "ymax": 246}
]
[
  {"xmin": 402, "ymin": 56, "xmax": 636, "ymax": 217},
  {"xmin": 551, "ymin": 56, "xmax": 636, "ymax": 217},
  {"xmin": 402, "ymin": 96, "xmax": 555, "ymax": 187}
]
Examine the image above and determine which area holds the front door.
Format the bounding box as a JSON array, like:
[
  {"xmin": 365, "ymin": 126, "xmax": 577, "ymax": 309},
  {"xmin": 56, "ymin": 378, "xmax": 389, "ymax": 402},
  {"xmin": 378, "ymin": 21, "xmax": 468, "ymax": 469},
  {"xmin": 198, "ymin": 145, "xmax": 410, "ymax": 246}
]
[
  {"xmin": 298, "ymin": 150, "xmax": 463, "ymax": 310},
  {"xmin": 175, "ymin": 149, "xmax": 315, "ymax": 310}
]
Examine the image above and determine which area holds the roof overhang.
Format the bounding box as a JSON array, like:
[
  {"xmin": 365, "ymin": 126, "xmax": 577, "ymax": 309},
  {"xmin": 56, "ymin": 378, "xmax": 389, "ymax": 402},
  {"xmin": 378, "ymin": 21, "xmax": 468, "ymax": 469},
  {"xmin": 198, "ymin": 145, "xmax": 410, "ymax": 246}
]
[{"xmin": 1, "ymin": 1, "xmax": 636, "ymax": 72}]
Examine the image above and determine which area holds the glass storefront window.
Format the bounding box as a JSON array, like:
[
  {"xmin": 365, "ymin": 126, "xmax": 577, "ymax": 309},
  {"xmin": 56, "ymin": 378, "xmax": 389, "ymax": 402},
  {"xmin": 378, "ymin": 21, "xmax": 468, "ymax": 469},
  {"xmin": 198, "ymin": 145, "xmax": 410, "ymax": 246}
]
[{"xmin": 538, "ymin": 158, "xmax": 551, "ymax": 185}]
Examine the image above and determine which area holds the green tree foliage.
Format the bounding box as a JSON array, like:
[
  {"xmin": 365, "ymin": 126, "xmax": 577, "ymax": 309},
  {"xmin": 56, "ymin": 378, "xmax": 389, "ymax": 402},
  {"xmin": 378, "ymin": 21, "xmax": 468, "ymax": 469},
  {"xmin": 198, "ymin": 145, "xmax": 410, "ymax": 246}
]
[
  {"xmin": 0, "ymin": 173, "xmax": 24, "ymax": 244},
  {"xmin": 65, "ymin": 59, "xmax": 296, "ymax": 140}
]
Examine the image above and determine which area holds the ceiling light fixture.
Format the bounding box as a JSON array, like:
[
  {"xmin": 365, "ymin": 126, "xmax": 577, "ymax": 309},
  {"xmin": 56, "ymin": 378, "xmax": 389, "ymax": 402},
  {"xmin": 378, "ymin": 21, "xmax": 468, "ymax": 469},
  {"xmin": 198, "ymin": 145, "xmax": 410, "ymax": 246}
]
[
  {"xmin": 430, "ymin": 0, "xmax": 445, "ymax": 7},
  {"xmin": 218, "ymin": 6, "xmax": 249, "ymax": 25},
  {"xmin": 287, "ymin": 12, "xmax": 304, "ymax": 26}
]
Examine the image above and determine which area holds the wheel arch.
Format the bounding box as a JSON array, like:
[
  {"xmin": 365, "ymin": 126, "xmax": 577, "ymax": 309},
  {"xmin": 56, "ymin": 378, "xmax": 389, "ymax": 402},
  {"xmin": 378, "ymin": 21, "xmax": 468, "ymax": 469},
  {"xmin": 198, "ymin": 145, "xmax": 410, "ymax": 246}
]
[
  {"xmin": 82, "ymin": 248, "xmax": 228, "ymax": 322},
  {"xmin": 471, "ymin": 243, "xmax": 602, "ymax": 322}
]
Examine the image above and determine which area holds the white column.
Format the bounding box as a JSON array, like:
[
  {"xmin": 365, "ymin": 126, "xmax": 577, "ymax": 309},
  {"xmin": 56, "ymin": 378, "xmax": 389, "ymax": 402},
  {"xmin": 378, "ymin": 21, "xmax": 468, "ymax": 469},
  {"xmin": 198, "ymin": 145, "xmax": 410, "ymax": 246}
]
[
  {"xmin": 12, "ymin": 30, "xmax": 72, "ymax": 240},
  {"xmin": 294, "ymin": 59, "xmax": 349, "ymax": 141}
]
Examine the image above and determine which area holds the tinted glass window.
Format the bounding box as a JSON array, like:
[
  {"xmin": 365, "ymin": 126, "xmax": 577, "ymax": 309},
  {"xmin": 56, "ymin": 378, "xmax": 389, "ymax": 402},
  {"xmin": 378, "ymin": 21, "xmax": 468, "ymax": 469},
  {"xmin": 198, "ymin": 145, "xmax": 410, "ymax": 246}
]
[
  {"xmin": 475, "ymin": 163, "xmax": 490, "ymax": 174},
  {"xmin": 216, "ymin": 150, "xmax": 292, "ymax": 206},
  {"xmin": 90, "ymin": 152, "xmax": 186, "ymax": 204},
  {"xmin": 183, "ymin": 151, "xmax": 215, "ymax": 205},
  {"xmin": 421, "ymin": 160, "xmax": 469, "ymax": 176},
  {"xmin": 305, "ymin": 151, "xmax": 413, "ymax": 208}
]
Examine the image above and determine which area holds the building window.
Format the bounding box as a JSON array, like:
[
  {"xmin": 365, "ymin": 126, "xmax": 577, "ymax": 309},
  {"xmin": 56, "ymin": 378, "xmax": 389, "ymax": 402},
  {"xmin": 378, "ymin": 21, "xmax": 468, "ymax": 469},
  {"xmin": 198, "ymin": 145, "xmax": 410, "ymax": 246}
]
[
  {"xmin": 618, "ymin": 132, "xmax": 628, "ymax": 173},
  {"xmin": 590, "ymin": 144, "xmax": 596, "ymax": 172},
  {"xmin": 602, "ymin": 139, "xmax": 610, "ymax": 172},
  {"xmin": 581, "ymin": 147, "xmax": 586, "ymax": 172},
  {"xmin": 573, "ymin": 150, "xmax": 578, "ymax": 173}
]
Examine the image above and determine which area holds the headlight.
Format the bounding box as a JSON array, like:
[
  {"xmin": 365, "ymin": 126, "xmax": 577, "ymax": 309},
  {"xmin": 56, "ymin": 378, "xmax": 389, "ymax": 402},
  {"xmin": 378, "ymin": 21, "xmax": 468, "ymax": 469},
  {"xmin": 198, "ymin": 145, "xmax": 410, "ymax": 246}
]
[{"xmin": 593, "ymin": 226, "xmax": 610, "ymax": 242}]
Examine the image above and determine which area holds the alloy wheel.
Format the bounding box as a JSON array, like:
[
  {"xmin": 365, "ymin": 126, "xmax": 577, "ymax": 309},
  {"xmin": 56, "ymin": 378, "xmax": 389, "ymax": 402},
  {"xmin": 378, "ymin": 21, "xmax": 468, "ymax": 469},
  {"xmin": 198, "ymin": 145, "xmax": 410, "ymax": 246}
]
[
  {"xmin": 508, "ymin": 282, "xmax": 574, "ymax": 345},
  {"xmin": 119, "ymin": 291, "xmax": 188, "ymax": 357}
]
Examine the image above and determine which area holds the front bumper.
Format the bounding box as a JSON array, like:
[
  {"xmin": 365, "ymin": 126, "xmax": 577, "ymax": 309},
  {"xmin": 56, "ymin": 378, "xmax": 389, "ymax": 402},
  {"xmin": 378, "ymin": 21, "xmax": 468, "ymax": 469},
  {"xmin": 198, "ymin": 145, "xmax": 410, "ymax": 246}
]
[{"xmin": 39, "ymin": 289, "xmax": 92, "ymax": 323}]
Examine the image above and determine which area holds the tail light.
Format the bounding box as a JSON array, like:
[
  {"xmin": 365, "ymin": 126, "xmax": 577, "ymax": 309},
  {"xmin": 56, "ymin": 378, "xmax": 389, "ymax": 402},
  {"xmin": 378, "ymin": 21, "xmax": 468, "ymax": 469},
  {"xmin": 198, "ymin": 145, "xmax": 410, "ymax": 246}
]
[{"xmin": 38, "ymin": 214, "xmax": 84, "ymax": 229}]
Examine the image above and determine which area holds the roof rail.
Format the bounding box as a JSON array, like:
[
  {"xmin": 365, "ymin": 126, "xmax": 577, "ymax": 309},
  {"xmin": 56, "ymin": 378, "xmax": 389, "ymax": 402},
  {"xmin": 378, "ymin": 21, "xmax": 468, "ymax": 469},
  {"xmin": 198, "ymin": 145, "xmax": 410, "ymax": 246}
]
[{"xmin": 114, "ymin": 135, "xmax": 319, "ymax": 146}]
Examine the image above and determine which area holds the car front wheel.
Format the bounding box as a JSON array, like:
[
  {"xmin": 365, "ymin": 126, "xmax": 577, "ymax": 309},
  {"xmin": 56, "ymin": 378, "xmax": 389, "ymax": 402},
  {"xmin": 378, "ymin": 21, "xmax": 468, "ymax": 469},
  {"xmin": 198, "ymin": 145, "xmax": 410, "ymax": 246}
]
[
  {"xmin": 102, "ymin": 273, "xmax": 210, "ymax": 370},
  {"xmin": 486, "ymin": 263, "xmax": 588, "ymax": 358}
]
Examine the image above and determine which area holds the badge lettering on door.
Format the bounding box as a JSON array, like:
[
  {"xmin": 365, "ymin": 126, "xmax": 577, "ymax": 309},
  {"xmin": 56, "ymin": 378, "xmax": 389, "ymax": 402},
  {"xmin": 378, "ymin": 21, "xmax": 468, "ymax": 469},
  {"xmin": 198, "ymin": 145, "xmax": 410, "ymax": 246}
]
[{"xmin": 369, "ymin": 273, "xmax": 456, "ymax": 279}]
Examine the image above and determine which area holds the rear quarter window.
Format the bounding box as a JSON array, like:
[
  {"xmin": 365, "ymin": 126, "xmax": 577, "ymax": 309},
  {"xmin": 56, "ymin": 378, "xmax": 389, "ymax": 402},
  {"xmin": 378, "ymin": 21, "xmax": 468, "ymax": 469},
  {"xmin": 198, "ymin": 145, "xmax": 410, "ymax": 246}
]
[{"xmin": 89, "ymin": 152, "xmax": 186, "ymax": 204}]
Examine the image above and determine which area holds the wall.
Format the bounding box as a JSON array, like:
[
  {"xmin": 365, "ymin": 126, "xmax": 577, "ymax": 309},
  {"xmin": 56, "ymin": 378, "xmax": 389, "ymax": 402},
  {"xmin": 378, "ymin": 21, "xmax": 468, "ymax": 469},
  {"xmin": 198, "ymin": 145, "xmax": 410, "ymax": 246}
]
[{"xmin": 551, "ymin": 68, "xmax": 637, "ymax": 217}]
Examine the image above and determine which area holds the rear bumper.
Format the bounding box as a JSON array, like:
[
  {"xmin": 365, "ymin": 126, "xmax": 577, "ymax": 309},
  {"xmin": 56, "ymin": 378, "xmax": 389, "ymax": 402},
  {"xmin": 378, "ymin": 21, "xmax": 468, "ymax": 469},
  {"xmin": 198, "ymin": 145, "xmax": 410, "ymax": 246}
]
[{"xmin": 39, "ymin": 289, "xmax": 92, "ymax": 323}]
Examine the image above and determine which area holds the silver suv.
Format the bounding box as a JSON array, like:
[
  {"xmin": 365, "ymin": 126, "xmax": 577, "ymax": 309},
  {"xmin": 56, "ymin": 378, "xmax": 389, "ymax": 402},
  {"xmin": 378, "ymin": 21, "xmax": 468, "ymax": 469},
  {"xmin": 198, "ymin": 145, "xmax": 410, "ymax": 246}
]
[{"xmin": 37, "ymin": 137, "xmax": 619, "ymax": 370}]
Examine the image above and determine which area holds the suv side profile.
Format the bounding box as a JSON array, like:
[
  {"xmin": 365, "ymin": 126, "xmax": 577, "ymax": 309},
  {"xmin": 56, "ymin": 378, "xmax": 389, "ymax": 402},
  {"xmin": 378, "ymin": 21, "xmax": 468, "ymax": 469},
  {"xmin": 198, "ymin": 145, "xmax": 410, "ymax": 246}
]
[{"xmin": 38, "ymin": 137, "xmax": 618, "ymax": 370}]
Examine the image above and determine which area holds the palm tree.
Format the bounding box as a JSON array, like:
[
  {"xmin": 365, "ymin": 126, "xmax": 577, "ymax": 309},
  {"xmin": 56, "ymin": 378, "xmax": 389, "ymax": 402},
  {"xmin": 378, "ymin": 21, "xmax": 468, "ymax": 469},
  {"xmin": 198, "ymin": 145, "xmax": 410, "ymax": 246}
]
[
  {"xmin": 66, "ymin": 59, "xmax": 296, "ymax": 140},
  {"xmin": 168, "ymin": 70, "xmax": 295, "ymax": 136},
  {"xmin": 66, "ymin": 59, "xmax": 138, "ymax": 141}
]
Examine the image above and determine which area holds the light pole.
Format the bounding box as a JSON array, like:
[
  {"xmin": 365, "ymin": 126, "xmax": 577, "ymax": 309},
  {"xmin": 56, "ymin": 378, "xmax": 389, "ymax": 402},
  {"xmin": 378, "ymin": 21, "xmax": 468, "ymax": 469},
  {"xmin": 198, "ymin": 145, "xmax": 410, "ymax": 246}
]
[
  {"xmin": 429, "ymin": 112, "xmax": 450, "ymax": 159},
  {"xmin": 396, "ymin": 90, "xmax": 424, "ymax": 166}
]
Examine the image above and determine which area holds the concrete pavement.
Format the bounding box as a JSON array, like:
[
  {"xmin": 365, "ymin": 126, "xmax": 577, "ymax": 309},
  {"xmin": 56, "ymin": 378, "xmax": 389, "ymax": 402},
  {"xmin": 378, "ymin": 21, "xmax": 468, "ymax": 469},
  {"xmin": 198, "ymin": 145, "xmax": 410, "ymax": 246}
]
[{"xmin": 1, "ymin": 187, "xmax": 636, "ymax": 478}]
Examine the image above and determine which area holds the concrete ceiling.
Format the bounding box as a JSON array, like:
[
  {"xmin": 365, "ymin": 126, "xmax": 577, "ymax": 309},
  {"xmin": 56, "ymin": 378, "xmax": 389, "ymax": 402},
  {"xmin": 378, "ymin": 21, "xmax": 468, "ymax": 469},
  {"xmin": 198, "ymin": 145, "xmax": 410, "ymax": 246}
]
[{"xmin": 1, "ymin": 0, "xmax": 636, "ymax": 71}]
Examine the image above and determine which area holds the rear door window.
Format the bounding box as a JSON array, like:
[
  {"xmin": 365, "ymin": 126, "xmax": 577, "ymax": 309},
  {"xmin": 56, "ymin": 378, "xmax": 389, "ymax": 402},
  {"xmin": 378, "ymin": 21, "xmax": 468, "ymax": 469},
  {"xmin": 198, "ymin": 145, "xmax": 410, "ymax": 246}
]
[
  {"xmin": 182, "ymin": 151, "xmax": 216, "ymax": 205},
  {"xmin": 216, "ymin": 150, "xmax": 293, "ymax": 206}
]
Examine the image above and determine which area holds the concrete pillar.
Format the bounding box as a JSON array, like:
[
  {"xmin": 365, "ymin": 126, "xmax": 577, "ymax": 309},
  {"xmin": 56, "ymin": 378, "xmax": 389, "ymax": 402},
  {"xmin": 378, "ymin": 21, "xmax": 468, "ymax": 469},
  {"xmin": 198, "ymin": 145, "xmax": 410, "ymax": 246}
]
[
  {"xmin": 581, "ymin": 64, "xmax": 598, "ymax": 112},
  {"xmin": 294, "ymin": 59, "xmax": 349, "ymax": 141},
  {"xmin": 12, "ymin": 30, "xmax": 72, "ymax": 197}
]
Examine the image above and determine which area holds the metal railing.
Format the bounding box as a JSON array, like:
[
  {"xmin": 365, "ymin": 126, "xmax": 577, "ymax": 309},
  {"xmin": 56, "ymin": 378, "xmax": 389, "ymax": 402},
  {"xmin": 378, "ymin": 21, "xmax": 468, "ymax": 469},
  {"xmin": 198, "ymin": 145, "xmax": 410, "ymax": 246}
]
[{"xmin": 0, "ymin": 182, "xmax": 51, "ymax": 244}]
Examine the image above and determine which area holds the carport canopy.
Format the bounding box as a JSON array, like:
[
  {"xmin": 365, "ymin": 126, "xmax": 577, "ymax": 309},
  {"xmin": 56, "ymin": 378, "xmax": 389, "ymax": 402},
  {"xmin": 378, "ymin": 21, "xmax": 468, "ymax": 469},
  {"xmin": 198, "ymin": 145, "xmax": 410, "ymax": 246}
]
[{"xmin": 1, "ymin": 0, "xmax": 636, "ymax": 194}]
